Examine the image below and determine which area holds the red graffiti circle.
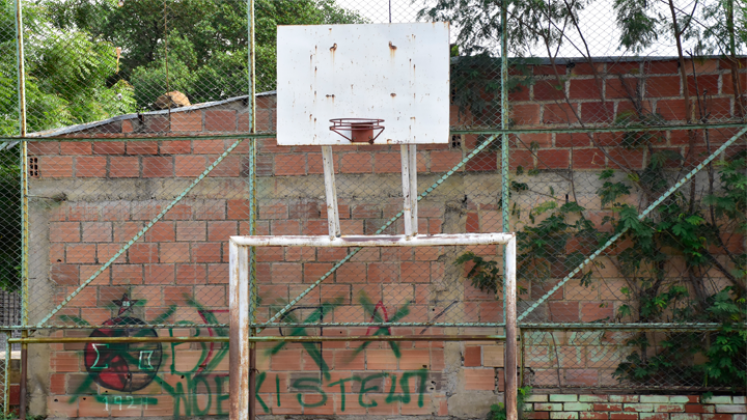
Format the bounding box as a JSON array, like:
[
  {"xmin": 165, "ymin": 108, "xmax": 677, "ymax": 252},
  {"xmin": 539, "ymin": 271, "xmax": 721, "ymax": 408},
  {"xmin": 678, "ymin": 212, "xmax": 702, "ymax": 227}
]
[{"xmin": 83, "ymin": 316, "xmax": 162, "ymax": 392}]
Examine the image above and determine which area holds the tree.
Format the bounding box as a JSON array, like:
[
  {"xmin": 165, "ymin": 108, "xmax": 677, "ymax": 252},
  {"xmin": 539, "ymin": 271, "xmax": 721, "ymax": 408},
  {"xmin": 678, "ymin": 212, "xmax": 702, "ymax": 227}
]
[
  {"xmin": 0, "ymin": 0, "xmax": 135, "ymax": 135},
  {"xmin": 40, "ymin": 0, "xmax": 366, "ymax": 108}
]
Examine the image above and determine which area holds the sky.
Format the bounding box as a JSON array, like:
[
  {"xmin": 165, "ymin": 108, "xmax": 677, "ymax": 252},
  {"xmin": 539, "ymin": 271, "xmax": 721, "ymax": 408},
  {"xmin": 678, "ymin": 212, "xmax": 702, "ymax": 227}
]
[{"xmin": 332, "ymin": 0, "xmax": 740, "ymax": 59}]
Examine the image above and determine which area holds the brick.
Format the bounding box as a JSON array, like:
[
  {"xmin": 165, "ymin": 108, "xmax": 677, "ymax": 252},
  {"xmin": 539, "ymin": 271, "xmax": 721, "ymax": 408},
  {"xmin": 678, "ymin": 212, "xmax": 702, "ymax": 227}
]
[
  {"xmin": 208, "ymin": 154, "xmax": 240, "ymax": 177},
  {"xmin": 644, "ymin": 60, "xmax": 679, "ymax": 74},
  {"xmin": 193, "ymin": 200, "xmax": 226, "ymax": 220},
  {"xmin": 551, "ymin": 413, "xmax": 580, "ymax": 419},
  {"xmin": 39, "ymin": 156, "xmax": 74, "ymax": 177},
  {"xmin": 161, "ymin": 140, "xmax": 191, "ymax": 154},
  {"xmin": 374, "ymin": 152, "xmax": 402, "ymax": 173},
  {"xmin": 164, "ymin": 202, "xmax": 192, "ymax": 220},
  {"xmin": 566, "ymin": 403, "xmax": 594, "ymax": 411},
  {"xmin": 610, "ymin": 413, "xmax": 639, "ymax": 420},
  {"xmin": 431, "ymin": 150, "xmax": 463, "ymax": 172},
  {"xmin": 512, "ymin": 104, "xmax": 541, "ymax": 126},
  {"xmin": 50, "ymin": 222, "xmax": 80, "ymax": 243},
  {"xmin": 341, "ymin": 153, "xmax": 372, "ymax": 173},
  {"xmin": 176, "ymin": 221, "xmax": 206, "ymax": 241},
  {"xmin": 657, "ymin": 405, "xmax": 686, "ymax": 413},
  {"xmin": 176, "ymin": 264, "xmax": 207, "ymax": 284},
  {"xmin": 275, "ymin": 154, "xmax": 306, "ymax": 175},
  {"xmin": 144, "ymin": 264, "xmax": 174, "ymax": 284},
  {"xmin": 208, "ymin": 221, "xmax": 237, "ymax": 241},
  {"xmin": 544, "ymin": 103, "xmax": 579, "ymax": 125},
  {"xmin": 193, "ymin": 242, "xmax": 221, "ymax": 263},
  {"xmin": 537, "ymin": 149, "xmax": 570, "ymax": 169},
  {"xmin": 463, "ymin": 346, "xmax": 481, "ymax": 367},
  {"xmin": 127, "ymin": 141, "xmax": 158, "ymax": 155},
  {"xmin": 175, "ymin": 155, "xmax": 207, "ymax": 177},
  {"xmin": 204, "ymin": 110, "xmax": 237, "ymax": 132},
  {"xmin": 527, "ymin": 395, "xmax": 550, "ymax": 402},
  {"xmin": 93, "ymin": 141, "xmax": 125, "ymax": 155},
  {"xmin": 686, "ymin": 405, "xmax": 711, "ymax": 414},
  {"xmin": 537, "ymin": 404, "xmax": 564, "ymax": 411},
  {"xmin": 671, "ymin": 414, "xmax": 703, "ymax": 420},
  {"xmin": 51, "ymin": 264, "xmax": 79, "ymax": 285},
  {"xmin": 466, "ymin": 151, "xmax": 498, "ymax": 172},
  {"xmin": 581, "ymin": 413, "xmax": 609, "ymax": 420},
  {"xmin": 624, "ymin": 404, "xmax": 655, "ymax": 412},
  {"xmin": 112, "ymin": 264, "xmax": 143, "ymax": 284},
  {"xmin": 639, "ymin": 414, "xmax": 668, "ymax": 420},
  {"xmin": 463, "ymin": 369, "xmax": 495, "ymax": 391},
  {"xmin": 82, "ymin": 222, "xmax": 112, "ymax": 242},
  {"xmin": 611, "ymin": 396, "xmax": 640, "ymax": 403},
  {"xmin": 581, "ymin": 102, "xmax": 614, "ymax": 123},
  {"xmin": 142, "ymin": 156, "xmax": 173, "ymax": 177},
  {"xmin": 656, "ymin": 99, "xmax": 689, "ymax": 121},
  {"xmin": 63, "ymin": 244, "xmax": 94, "ymax": 264},
  {"xmin": 164, "ymin": 285, "xmax": 193, "ymax": 305},
  {"xmin": 715, "ymin": 406, "xmax": 747, "ymax": 414},
  {"xmin": 597, "ymin": 404, "xmax": 625, "ymax": 412},
  {"xmin": 160, "ymin": 242, "xmax": 191, "ymax": 263},
  {"xmin": 145, "ymin": 221, "xmax": 175, "ymax": 242},
  {"xmin": 703, "ymin": 397, "xmax": 732, "ymax": 404},
  {"xmin": 535, "ymin": 80, "xmax": 566, "ymax": 100},
  {"xmin": 109, "ymin": 156, "xmax": 139, "ymax": 177},
  {"xmin": 580, "ymin": 395, "xmax": 609, "ymax": 402},
  {"xmin": 607, "ymin": 148, "xmax": 645, "ymax": 170},
  {"xmin": 128, "ymin": 243, "xmax": 158, "ymax": 263},
  {"xmin": 207, "ymin": 263, "xmax": 228, "ymax": 284},
  {"xmin": 702, "ymin": 415, "xmax": 734, "ymax": 420},
  {"xmin": 552, "ymin": 395, "xmax": 580, "ymax": 402},
  {"xmin": 572, "ymin": 148, "xmax": 605, "ymax": 169},
  {"xmin": 271, "ymin": 220, "xmax": 300, "ymax": 235},
  {"xmin": 570, "ymin": 79, "xmax": 603, "ymax": 99},
  {"xmin": 272, "ymin": 262, "xmax": 302, "ymax": 283},
  {"xmin": 580, "ymin": 302, "xmax": 614, "ymax": 322},
  {"xmin": 646, "ymin": 76, "xmax": 681, "ymax": 97},
  {"xmin": 529, "ymin": 413, "xmax": 552, "ymax": 419},
  {"xmin": 28, "ymin": 141, "xmax": 59, "ymax": 155},
  {"xmin": 75, "ymin": 156, "xmax": 107, "ymax": 177},
  {"xmin": 170, "ymin": 112, "xmax": 202, "ymax": 132}
]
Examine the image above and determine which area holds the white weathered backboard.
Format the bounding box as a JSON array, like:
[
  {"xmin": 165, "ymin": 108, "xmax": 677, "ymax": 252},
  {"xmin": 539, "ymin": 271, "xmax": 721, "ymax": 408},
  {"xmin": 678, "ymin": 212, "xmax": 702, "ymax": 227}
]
[{"xmin": 277, "ymin": 23, "xmax": 450, "ymax": 146}]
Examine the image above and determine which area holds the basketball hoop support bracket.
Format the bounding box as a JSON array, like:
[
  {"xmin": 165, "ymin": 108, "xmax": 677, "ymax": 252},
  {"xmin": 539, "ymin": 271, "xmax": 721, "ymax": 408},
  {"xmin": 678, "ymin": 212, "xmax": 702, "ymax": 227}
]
[{"xmin": 322, "ymin": 144, "xmax": 420, "ymax": 239}]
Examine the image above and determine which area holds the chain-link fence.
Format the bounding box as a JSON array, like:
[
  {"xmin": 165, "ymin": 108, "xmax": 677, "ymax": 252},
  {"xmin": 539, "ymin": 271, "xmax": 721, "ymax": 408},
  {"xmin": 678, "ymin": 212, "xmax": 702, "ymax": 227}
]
[{"xmin": 0, "ymin": 0, "xmax": 745, "ymax": 413}]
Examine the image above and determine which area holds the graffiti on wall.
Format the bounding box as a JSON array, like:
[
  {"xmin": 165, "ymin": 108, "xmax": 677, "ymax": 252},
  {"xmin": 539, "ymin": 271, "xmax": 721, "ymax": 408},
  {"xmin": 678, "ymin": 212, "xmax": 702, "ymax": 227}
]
[{"xmin": 62, "ymin": 292, "xmax": 429, "ymax": 417}]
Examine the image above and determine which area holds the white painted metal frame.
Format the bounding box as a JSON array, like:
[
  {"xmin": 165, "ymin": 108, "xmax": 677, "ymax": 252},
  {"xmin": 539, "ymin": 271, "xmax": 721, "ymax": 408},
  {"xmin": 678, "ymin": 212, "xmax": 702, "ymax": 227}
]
[{"xmin": 229, "ymin": 232, "xmax": 518, "ymax": 420}]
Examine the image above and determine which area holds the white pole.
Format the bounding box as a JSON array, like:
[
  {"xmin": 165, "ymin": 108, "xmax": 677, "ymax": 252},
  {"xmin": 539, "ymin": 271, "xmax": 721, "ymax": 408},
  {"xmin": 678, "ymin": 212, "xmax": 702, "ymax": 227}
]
[
  {"xmin": 400, "ymin": 145, "xmax": 413, "ymax": 238},
  {"xmin": 408, "ymin": 144, "xmax": 418, "ymax": 236},
  {"xmin": 504, "ymin": 236, "xmax": 518, "ymax": 420},
  {"xmin": 321, "ymin": 146, "xmax": 341, "ymax": 239},
  {"xmin": 230, "ymin": 233, "xmax": 515, "ymax": 248},
  {"xmin": 229, "ymin": 243, "xmax": 251, "ymax": 420}
]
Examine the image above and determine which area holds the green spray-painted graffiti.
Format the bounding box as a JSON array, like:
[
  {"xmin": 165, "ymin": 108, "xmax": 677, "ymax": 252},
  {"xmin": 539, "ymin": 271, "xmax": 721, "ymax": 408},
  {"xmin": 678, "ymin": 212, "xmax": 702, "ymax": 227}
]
[{"xmin": 64, "ymin": 293, "xmax": 424, "ymax": 417}]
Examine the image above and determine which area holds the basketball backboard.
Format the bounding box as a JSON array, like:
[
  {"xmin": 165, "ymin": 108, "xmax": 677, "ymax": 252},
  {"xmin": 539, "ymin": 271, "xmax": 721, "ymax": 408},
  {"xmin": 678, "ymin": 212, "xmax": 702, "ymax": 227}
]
[{"xmin": 276, "ymin": 23, "xmax": 450, "ymax": 146}]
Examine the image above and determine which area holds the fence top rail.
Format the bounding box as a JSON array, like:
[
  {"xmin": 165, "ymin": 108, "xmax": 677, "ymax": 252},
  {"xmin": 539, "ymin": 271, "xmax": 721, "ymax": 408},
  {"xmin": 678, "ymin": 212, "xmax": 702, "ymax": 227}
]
[{"xmin": 229, "ymin": 233, "xmax": 516, "ymax": 247}]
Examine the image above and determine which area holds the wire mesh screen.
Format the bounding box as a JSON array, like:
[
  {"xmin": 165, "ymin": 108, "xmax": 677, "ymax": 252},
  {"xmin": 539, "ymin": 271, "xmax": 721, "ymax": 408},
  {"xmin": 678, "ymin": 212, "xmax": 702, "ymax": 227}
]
[
  {"xmin": 24, "ymin": 138, "xmax": 252, "ymax": 329},
  {"xmin": 523, "ymin": 328, "xmax": 747, "ymax": 392},
  {"xmin": 0, "ymin": 0, "xmax": 744, "ymax": 398},
  {"xmin": 251, "ymin": 240, "xmax": 508, "ymax": 328}
]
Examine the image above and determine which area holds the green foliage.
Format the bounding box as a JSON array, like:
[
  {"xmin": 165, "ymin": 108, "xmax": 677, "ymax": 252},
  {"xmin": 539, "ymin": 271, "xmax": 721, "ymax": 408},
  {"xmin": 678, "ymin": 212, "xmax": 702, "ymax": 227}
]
[
  {"xmin": 0, "ymin": 0, "xmax": 136, "ymax": 134},
  {"xmin": 457, "ymin": 131, "xmax": 746, "ymax": 390},
  {"xmin": 0, "ymin": 148, "xmax": 19, "ymax": 292},
  {"xmin": 38, "ymin": 0, "xmax": 365, "ymax": 109}
]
